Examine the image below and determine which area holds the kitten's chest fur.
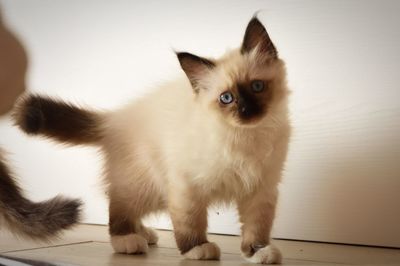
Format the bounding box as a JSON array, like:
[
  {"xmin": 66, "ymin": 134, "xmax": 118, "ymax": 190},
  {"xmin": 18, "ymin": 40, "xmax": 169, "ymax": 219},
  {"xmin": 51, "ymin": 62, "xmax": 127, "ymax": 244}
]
[{"xmin": 166, "ymin": 119, "xmax": 279, "ymax": 199}]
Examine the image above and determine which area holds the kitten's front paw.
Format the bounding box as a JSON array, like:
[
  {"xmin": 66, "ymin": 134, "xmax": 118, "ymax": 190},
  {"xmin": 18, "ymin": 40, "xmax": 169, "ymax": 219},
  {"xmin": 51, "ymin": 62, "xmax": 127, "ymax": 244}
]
[
  {"xmin": 111, "ymin": 234, "xmax": 149, "ymax": 254},
  {"xmin": 244, "ymin": 244, "xmax": 282, "ymax": 264},
  {"xmin": 183, "ymin": 242, "xmax": 220, "ymax": 260}
]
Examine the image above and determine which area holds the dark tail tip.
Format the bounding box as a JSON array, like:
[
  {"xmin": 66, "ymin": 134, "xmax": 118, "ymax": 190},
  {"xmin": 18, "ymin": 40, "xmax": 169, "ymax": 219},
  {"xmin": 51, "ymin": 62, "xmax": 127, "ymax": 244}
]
[
  {"xmin": 13, "ymin": 94, "xmax": 45, "ymax": 134},
  {"xmin": 6, "ymin": 196, "xmax": 84, "ymax": 241},
  {"xmin": 12, "ymin": 94, "xmax": 102, "ymax": 145},
  {"xmin": 40, "ymin": 196, "xmax": 83, "ymax": 232}
]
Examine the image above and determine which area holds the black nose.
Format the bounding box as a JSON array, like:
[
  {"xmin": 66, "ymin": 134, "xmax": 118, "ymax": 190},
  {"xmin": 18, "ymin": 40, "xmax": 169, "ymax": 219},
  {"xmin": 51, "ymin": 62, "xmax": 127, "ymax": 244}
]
[{"xmin": 238, "ymin": 102, "xmax": 250, "ymax": 116}]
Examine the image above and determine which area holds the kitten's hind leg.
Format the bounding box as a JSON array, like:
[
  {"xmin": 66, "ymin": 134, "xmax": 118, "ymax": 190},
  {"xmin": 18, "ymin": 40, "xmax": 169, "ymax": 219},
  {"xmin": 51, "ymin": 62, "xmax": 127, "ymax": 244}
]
[
  {"xmin": 109, "ymin": 220, "xmax": 159, "ymax": 254},
  {"xmin": 108, "ymin": 193, "xmax": 159, "ymax": 254},
  {"xmin": 169, "ymin": 186, "xmax": 220, "ymax": 260},
  {"xmin": 138, "ymin": 224, "xmax": 159, "ymax": 245}
]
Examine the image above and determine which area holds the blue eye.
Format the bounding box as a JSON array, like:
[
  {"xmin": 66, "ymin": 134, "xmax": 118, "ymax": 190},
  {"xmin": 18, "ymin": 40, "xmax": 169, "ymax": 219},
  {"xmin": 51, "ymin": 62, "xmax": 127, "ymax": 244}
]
[
  {"xmin": 220, "ymin": 92, "xmax": 234, "ymax": 104},
  {"xmin": 251, "ymin": 80, "xmax": 264, "ymax": 93}
]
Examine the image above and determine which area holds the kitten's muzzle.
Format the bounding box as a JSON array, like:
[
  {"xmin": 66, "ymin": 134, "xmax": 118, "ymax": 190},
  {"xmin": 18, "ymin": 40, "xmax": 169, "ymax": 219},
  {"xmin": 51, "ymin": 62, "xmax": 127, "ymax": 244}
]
[
  {"xmin": 238, "ymin": 99, "xmax": 250, "ymax": 116},
  {"xmin": 237, "ymin": 99, "xmax": 262, "ymax": 122}
]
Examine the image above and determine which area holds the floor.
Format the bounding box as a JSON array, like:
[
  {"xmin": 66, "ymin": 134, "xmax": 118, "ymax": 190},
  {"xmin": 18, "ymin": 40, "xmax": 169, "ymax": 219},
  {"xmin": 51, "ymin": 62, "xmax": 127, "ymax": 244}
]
[{"xmin": 1, "ymin": 224, "xmax": 400, "ymax": 266}]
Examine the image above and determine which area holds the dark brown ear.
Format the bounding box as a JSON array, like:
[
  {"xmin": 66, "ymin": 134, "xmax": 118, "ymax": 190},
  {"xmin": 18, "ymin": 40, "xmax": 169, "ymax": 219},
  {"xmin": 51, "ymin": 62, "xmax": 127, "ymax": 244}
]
[
  {"xmin": 176, "ymin": 52, "xmax": 215, "ymax": 91},
  {"xmin": 241, "ymin": 17, "xmax": 277, "ymax": 58}
]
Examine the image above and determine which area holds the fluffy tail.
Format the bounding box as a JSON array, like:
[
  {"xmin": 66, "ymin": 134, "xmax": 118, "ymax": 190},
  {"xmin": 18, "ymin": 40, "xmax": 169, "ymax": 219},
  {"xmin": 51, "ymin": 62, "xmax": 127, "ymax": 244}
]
[
  {"xmin": 0, "ymin": 152, "xmax": 82, "ymax": 241},
  {"xmin": 13, "ymin": 94, "xmax": 103, "ymax": 145}
]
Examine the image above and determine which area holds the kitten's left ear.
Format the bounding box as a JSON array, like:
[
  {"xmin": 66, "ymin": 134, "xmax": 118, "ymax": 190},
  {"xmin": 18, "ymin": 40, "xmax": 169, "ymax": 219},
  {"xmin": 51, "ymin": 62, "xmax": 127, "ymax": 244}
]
[
  {"xmin": 176, "ymin": 52, "xmax": 215, "ymax": 91},
  {"xmin": 241, "ymin": 17, "xmax": 277, "ymax": 58}
]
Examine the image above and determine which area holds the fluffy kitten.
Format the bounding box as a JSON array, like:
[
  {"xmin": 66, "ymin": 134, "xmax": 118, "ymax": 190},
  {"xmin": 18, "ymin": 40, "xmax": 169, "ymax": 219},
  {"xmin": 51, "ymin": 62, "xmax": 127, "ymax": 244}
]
[
  {"xmin": 13, "ymin": 17, "xmax": 290, "ymax": 264},
  {"xmin": 0, "ymin": 150, "xmax": 82, "ymax": 240}
]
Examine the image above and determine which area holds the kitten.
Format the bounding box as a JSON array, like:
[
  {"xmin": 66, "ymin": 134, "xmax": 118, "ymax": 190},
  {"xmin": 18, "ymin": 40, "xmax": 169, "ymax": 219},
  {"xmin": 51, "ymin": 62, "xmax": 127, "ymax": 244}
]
[
  {"xmin": 13, "ymin": 17, "xmax": 290, "ymax": 264},
  {"xmin": 0, "ymin": 150, "xmax": 82, "ymax": 241}
]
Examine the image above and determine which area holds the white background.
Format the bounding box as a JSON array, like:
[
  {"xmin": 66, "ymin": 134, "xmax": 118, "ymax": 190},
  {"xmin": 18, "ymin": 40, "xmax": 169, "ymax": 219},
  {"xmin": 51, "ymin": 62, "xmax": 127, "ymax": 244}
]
[{"xmin": 1, "ymin": 0, "xmax": 399, "ymax": 247}]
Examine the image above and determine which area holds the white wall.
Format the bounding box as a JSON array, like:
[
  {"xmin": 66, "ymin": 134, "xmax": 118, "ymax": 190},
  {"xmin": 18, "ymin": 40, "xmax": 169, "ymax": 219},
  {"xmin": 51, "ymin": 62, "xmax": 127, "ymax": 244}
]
[{"xmin": 1, "ymin": 0, "xmax": 399, "ymax": 247}]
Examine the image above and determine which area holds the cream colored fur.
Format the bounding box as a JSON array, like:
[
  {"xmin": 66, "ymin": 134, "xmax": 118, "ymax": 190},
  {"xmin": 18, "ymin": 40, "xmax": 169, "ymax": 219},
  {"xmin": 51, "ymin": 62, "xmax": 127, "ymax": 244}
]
[
  {"xmin": 183, "ymin": 242, "xmax": 221, "ymax": 260},
  {"xmin": 102, "ymin": 49, "xmax": 289, "ymax": 203},
  {"xmin": 99, "ymin": 46, "xmax": 290, "ymax": 263},
  {"xmin": 111, "ymin": 234, "xmax": 149, "ymax": 254},
  {"xmin": 244, "ymin": 244, "xmax": 282, "ymax": 264}
]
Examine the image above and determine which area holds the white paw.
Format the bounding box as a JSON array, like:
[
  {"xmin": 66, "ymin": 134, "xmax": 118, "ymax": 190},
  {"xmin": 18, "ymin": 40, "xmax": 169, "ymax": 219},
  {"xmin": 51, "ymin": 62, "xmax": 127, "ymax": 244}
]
[
  {"xmin": 111, "ymin": 234, "xmax": 149, "ymax": 254},
  {"xmin": 244, "ymin": 244, "xmax": 282, "ymax": 264},
  {"xmin": 184, "ymin": 242, "xmax": 221, "ymax": 260}
]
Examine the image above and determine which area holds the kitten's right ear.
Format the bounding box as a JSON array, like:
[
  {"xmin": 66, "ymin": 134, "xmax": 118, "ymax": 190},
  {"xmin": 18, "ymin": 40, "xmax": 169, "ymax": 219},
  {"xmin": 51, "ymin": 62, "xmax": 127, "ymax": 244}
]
[
  {"xmin": 176, "ymin": 52, "xmax": 215, "ymax": 91},
  {"xmin": 241, "ymin": 17, "xmax": 277, "ymax": 58}
]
